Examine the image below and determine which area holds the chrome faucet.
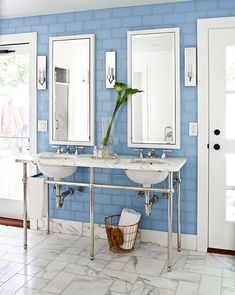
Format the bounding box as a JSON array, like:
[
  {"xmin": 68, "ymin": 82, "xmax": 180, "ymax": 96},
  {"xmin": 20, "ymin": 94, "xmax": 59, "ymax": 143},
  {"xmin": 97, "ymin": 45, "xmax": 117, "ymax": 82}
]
[
  {"xmin": 161, "ymin": 149, "xmax": 172, "ymax": 159},
  {"xmin": 74, "ymin": 146, "xmax": 84, "ymax": 155},
  {"xmin": 64, "ymin": 146, "xmax": 71, "ymax": 154},
  {"xmin": 133, "ymin": 148, "xmax": 145, "ymax": 158},
  {"xmin": 147, "ymin": 149, "xmax": 156, "ymax": 158},
  {"xmin": 52, "ymin": 145, "xmax": 62, "ymax": 154}
]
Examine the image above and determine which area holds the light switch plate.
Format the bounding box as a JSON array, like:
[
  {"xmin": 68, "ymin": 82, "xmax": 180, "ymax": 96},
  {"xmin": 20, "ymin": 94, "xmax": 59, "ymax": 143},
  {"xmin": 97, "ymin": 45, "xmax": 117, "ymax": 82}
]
[
  {"xmin": 38, "ymin": 120, "xmax": 48, "ymax": 132},
  {"xmin": 189, "ymin": 122, "xmax": 198, "ymax": 136}
]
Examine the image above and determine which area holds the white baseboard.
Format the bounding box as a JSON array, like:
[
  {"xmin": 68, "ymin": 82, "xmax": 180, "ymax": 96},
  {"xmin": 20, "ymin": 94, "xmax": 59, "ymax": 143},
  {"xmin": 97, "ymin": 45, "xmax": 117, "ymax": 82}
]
[
  {"xmin": 31, "ymin": 218, "xmax": 197, "ymax": 251},
  {"xmin": 141, "ymin": 229, "xmax": 197, "ymax": 250}
]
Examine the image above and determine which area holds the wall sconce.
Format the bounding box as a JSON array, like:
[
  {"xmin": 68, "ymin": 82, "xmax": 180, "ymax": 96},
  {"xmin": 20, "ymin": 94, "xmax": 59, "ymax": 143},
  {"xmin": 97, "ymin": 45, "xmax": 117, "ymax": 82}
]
[
  {"xmin": 106, "ymin": 51, "xmax": 116, "ymax": 88},
  {"xmin": 37, "ymin": 56, "xmax": 46, "ymax": 90},
  {"xmin": 184, "ymin": 47, "xmax": 197, "ymax": 87}
]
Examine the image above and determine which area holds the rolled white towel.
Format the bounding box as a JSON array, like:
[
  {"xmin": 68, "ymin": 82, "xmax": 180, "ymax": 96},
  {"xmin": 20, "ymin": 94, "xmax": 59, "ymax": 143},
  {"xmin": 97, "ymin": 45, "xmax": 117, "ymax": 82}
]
[
  {"xmin": 27, "ymin": 175, "xmax": 48, "ymax": 220},
  {"xmin": 119, "ymin": 208, "xmax": 141, "ymax": 250}
]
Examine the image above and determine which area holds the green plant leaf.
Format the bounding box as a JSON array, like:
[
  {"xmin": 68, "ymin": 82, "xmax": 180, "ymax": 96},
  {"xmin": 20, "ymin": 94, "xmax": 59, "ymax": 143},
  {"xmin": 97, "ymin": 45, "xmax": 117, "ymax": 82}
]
[
  {"xmin": 114, "ymin": 82, "xmax": 126, "ymax": 96},
  {"xmin": 122, "ymin": 88, "xmax": 143, "ymax": 104}
]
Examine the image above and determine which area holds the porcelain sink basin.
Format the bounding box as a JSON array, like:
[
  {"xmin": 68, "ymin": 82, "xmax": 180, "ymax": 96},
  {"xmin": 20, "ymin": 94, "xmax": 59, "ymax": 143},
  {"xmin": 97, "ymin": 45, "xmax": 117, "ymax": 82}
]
[
  {"xmin": 125, "ymin": 158, "xmax": 169, "ymax": 185},
  {"xmin": 35, "ymin": 153, "xmax": 77, "ymax": 179}
]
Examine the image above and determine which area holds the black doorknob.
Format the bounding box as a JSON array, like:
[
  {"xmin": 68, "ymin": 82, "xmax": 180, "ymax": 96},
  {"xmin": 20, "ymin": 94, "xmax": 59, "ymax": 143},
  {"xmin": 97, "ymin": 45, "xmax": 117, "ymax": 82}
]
[
  {"xmin": 214, "ymin": 129, "xmax": 220, "ymax": 135},
  {"xmin": 214, "ymin": 144, "xmax": 220, "ymax": 150}
]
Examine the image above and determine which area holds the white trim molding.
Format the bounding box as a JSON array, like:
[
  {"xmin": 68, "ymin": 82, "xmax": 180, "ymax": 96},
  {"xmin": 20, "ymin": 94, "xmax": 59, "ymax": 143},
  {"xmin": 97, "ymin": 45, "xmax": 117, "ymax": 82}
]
[
  {"xmin": 197, "ymin": 16, "xmax": 235, "ymax": 252},
  {"xmin": 31, "ymin": 218, "xmax": 197, "ymax": 251}
]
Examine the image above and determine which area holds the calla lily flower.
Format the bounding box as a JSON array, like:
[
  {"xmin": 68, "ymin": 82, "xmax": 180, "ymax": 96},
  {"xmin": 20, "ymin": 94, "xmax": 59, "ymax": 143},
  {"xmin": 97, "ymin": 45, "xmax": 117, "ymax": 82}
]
[{"xmin": 102, "ymin": 82, "xmax": 142, "ymax": 147}]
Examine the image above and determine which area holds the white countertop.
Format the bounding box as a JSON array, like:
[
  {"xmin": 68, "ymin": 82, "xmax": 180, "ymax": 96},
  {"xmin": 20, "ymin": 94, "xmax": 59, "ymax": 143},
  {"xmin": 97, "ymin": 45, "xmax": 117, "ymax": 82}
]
[{"xmin": 16, "ymin": 152, "xmax": 187, "ymax": 172}]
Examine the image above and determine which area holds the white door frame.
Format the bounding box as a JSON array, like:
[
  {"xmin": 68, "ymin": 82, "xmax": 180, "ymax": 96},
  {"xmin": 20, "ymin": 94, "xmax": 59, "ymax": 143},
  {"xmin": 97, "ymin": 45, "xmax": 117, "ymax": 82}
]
[
  {"xmin": 0, "ymin": 32, "xmax": 37, "ymax": 159},
  {"xmin": 197, "ymin": 16, "xmax": 235, "ymax": 252}
]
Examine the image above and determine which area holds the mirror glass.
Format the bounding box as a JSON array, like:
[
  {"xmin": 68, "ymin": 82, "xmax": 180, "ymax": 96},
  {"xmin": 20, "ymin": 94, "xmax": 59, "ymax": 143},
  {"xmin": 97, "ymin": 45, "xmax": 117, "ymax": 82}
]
[
  {"xmin": 128, "ymin": 28, "xmax": 180, "ymax": 149},
  {"xmin": 50, "ymin": 35, "xmax": 94, "ymax": 146}
]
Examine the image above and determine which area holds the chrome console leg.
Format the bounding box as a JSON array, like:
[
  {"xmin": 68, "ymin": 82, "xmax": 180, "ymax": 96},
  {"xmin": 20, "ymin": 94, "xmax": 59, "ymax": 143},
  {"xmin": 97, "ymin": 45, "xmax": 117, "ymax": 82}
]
[
  {"xmin": 176, "ymin": 171, "xmax": 182, "ymax": 252},
  {"xmin": 23, "ymin": 163, "xmax": 28, "ymax": 249},
  {"xmin": 47, "ymin": 178, "xmax": 50, "ymax": 234},
  {"xmin": 167, "ymin": 171, "xmax": 174, "ymax": 272},
  {"xmin": 90, "ymin": 167, "xmax": 95, "ymax": 260}
]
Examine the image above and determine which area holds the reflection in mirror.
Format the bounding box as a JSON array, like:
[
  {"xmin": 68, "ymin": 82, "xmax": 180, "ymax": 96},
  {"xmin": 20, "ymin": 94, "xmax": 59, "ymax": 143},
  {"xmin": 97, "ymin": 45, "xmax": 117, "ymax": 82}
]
[
  {"xmin": 128, "ymin": 28, "xmax": 180, "ymax": 149},
  {"xmin": 50, "ymin": 35, "xmax": 94, "ymax": 146}
]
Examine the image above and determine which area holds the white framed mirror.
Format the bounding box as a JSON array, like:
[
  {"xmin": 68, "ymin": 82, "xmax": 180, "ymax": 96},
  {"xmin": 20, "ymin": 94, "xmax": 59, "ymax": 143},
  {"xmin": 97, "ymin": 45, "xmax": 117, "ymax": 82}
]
[
  {"xmin": 49, "ymin": 34, "xmax": 95, "ymax": 146},
  {"xmin": 128, "ymin": 28, "xmax": 180, "ymax": 149}
]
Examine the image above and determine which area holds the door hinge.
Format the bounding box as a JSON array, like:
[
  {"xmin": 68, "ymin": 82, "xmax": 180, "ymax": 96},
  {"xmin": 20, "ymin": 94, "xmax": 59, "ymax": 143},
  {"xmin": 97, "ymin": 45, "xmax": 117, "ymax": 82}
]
[{"xmin": 207, "ymin": 143, "xmax": 209, "ymax": 149}]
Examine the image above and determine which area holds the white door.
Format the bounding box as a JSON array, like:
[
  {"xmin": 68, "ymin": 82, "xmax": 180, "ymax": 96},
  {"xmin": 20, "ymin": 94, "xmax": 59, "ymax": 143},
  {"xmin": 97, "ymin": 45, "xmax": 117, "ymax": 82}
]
[
  {"xmin": 0, "ymin": 40, "xmax": 36, "ymax": 219},
  {"xmin": 209, "ymin": 27, "xmax": 235, "ymax": 250}
]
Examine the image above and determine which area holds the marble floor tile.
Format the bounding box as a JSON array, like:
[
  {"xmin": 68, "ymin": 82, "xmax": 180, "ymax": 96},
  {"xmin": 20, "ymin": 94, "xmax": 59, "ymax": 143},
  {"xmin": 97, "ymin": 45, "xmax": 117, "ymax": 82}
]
[
  {"xmin": 222, "ymin": 277, "xmax": 235, "ymax": 290},
  {"xmin": 15, "ymin": 287, "xmax": 55, "ymax": 294},
  {"xmin": 221, "ymin": 287, "xmax": 235, "ymax": 295},
  {"xmin": 0, "ymin": 252, "xmax": 35, "ymax": 264},
  {"xmin": 35, "ymin": 260, "xmax": 67, "ymax": 280},
  {"xmin": 137, "ymin": 275, "xmax": 178, "ymax": 291},
  {"xmin": 161, "ymin": 270, "xmax": 201, "ymax": 283},
  {"xmin": 43, "ymin": 271, "xmax": 76, "ymax": 294},
  {"xmin": 129, "ymin": 279, "xmax": 175, "ymax": 295},
  {"xmin": 199, "ymin": 275, "xmax": 222, "ymax": 295},
  {"xmin": 186, "ymin": 255, "xmax": 205, "ymax": 265},
  {"xmin": 175, "ymin": 281, "xmax": 199, "ymax": 295},
  {"xmin": 26, "ymin": 277, "xmax": 50, "ymax": 290},
  {"xmin": 0, "ymin": 274, "xmax": 31, "ymax": 295},
  {"xmin": 184, "ymin": 263, "xmax": 223, "ymax": 276},
  {"xmin": 63, "ymin": 263, "xmax": 100, "ymax": 277},
  {"xmin": 124, "ymin": 256, "xmax": 165, "ymax": 275},
  {"xmin": 101, "ymin": 268, "xmax": 138, "ymax": 284},
  {"xmin": 223, "ymin": 269, "xmax": 235, "ymax": 279},
  {"xmin": 110, "ymin": 279, "xmax": 134, "ymax": 294},
  {"xmin": 61, "ymin": 275, "xmax": 113, "ymax": 295},
  {"xmin": 87, "ymin": 258, "xmax": 109, "ymax": 271},
  {"xmin": 19, "ymin": 264, "xmax": 43, "ymax": 276},
  {"xmin": 0, "ymin": 261, "xmax": 24, "ymax": 282}
]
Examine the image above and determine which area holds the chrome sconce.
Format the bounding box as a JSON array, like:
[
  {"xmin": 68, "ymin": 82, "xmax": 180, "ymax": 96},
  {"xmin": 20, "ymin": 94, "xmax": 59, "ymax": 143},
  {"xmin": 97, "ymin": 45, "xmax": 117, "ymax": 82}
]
[
  {"xmin": 184, "ymin": 47, "xmax": 196, "ymax": 87},
  {"xmin": 37, "ymin": 56, "xmax": 46, "ymax": 90},
  {"xmin": 106, "ymin": 51, "xmax": 116, "ymax": 88}
]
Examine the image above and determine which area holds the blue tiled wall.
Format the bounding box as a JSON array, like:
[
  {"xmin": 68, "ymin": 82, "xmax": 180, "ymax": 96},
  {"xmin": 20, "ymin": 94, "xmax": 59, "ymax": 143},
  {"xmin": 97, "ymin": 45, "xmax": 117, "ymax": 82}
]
[{"xmin": 1, "ymin": 0, "xmax": 235, "ymax": 235}]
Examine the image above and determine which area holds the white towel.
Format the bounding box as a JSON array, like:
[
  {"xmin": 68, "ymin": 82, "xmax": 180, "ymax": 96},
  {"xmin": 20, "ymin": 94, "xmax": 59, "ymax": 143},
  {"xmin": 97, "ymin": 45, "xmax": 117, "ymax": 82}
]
[
  {"xmin": 27, "ymin": 175, "xmax": 47, "ymax": 219},
  {"xmin": 119, "ymin": 208, "xmax": 141, "ymax": 250}
]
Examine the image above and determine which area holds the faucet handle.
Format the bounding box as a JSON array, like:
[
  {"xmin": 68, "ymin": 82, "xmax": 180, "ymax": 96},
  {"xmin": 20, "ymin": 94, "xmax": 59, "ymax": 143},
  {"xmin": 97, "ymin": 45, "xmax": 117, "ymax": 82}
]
[
  {"xmin": 75, "ymin": 146, "xmax": 84, "ymax": 155},
  {"xmin": 52, "ymin": 145, "xmax": 61, "ymax": 154},
  {"xmin": 133, "ymin": 148, "xmax": 145, "ymax": 158},
  {"xmin": 161, "ymin": 149, "xmax": 172, "ymax": 159}
]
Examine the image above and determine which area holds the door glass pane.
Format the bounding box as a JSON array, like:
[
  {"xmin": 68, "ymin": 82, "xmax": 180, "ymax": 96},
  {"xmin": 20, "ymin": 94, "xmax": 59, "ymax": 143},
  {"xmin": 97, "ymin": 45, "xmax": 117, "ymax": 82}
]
[
  {"xmin": 0, "ymin": 48, "xmax": 29, "ymax": 201},
  {"xmin": 226, "ymin": 154, "xmax": 235, "ymax": 186},
  {"xmin": 226, "ymin": 190, "xmax": 235, "ymax": 222},
  {"xmin": 225, "ymin": 93, "xmax": 235, "ymax": 139},
  {"xmin": 226, "ymin": 46, "xmax": 235, "ymax": 91}
]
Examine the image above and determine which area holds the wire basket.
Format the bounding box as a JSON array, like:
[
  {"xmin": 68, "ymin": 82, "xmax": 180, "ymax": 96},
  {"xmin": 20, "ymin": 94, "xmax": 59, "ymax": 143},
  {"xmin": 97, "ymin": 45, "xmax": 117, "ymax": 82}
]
[{"xmin": 105, "ymin": 214, "xmax": 140, "ymax": 253}]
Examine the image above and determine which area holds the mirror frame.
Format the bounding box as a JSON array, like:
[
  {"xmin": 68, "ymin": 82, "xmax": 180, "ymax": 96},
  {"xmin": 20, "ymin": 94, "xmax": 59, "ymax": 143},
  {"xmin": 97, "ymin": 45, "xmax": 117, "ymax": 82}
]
[
  {"xmin": 49, "ymin": 34, "xmax": 95, "ymax": 146},
  {"xmin": 127, "ymin": 28, "xmax": 180, "ymax": 149}
]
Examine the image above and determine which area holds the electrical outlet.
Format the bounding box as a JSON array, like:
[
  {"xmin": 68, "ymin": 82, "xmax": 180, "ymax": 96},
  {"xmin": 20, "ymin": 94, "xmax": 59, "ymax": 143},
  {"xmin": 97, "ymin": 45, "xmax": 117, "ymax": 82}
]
[
  {"xmin": 38, "ymin": 120, "xmax": 48, "ymax": 132},
  {"xmin": 189, "ymin": 122, "xmax": 198, "ymax": 136}
]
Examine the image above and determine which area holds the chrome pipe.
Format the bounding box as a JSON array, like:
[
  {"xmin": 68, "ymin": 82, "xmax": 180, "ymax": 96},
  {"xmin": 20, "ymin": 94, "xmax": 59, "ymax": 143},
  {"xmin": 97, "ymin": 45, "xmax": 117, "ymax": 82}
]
[
  {"xmin": 47, "ymin": 178, "xmax": 50, "ymax": 234},
  {"xmin": 167, "ymin": 171, "xmax": 174, "ymax": 272},
  {"xmin": 44, "ymin": 179, "xmax": 171, "ymax": 194},
  {"xmin": 45, "ymin": 180, "xmax": 90, "ymax": 187},
  {"xmin": 145, "ymin": 191, "xmax": 151, "ymax": 217},
  {"xmin": 23, "ymin": 163, "xmax": 27, "ymax": 249},
  {"xmin": 176, "ymin": 171, "xmax": 182, "ymax": 251},
  {"xmin": 90, "ymin": 167, "xmax": 95, "ymax": 260}
]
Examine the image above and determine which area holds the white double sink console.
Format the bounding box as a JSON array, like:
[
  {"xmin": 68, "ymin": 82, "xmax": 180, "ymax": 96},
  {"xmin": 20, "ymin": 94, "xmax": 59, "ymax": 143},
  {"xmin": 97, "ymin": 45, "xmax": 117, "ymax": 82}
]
[{"xmin": 16, "ymin": 153, "xmax": 187, "ymax": 272}]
